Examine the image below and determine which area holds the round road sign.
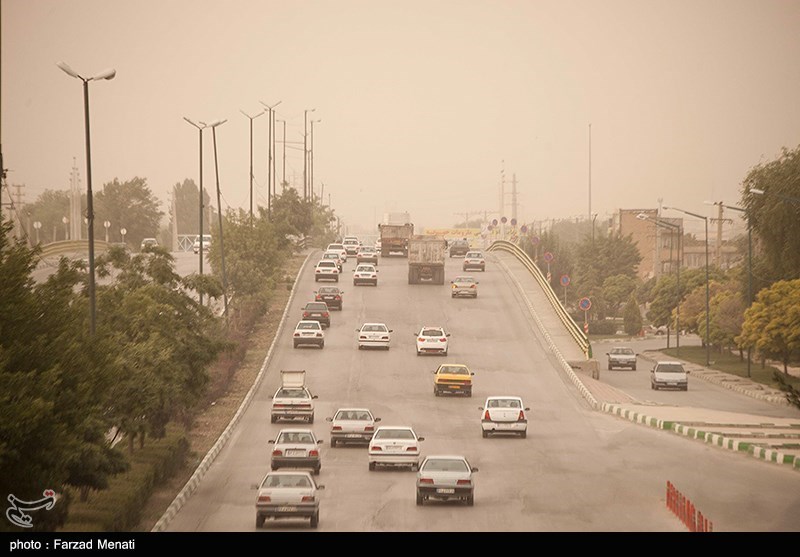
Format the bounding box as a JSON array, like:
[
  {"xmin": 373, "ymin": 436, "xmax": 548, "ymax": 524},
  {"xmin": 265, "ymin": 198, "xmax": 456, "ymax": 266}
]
[
  {"xmin": 543, "ymin": 251, "xmax": 554, "ymax": 263},
  {"xmin": 492, "ymin": 219, "xmax": 498, "ymax": 226},
  {"xmin": 501, "ymin": 216, "xmax": 508, "ymax": 224},
  {"xmin": 520, "ymin": 225, "xmax": 528, "ymax": 233},
  {"xmin": 510, "ymin": 218, "xmax": 517, "ymax": 226},
  {"xmin": 531, "ymin": 236, "xmax": 540, "ymax": 245},
  {"xmin": 579, "ymin": 297, "xmax": 592, "ymax": 311},
  {"xmin": 560, "ymin": 275, "xmax": 570, "ymax": 287}
]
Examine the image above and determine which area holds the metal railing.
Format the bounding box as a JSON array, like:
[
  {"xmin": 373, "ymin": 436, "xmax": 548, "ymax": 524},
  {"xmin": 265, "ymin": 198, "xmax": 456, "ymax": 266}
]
[{"xmin": 487, "ymin": 240, "xmax": 591, "ymax": 358}]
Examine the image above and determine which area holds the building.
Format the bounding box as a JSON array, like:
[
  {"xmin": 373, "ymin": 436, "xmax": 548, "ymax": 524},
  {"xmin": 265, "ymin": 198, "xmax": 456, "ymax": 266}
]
[{"xmin": 613, "ymin": 209, "xmax": 683, "ymax": 281}]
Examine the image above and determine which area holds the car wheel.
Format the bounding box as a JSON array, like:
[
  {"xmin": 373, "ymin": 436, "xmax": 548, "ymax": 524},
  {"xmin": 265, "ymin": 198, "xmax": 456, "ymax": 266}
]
[
  {"xmin": 466, "ymin": 388, "xmax": 472, "ymax": 398},
  {"xmin": 358, "ymin": 345, "xmax": 363, "ymax": 350},
  {"xmin": 270, "ymin": 415, "xmax": 277, "ymax": 424},
  {"xmin": 482, "ymin": 430, "xmax": 488, "ymax": 438},
  {"xmin": 368, "ymin": 462, "xmax": 376, "ymax": 471},
  {"xmin": 271, "ymin": 465, "xmax": 278, "ymax": 471},
  {"xmin": 353, "ymin": 281, "xmax": 357, "ymax": 286},
  {"xmin": 293, "ymin": 343, "xmax": 298, "ymax": 349},
  {"xmin": 434, "ymin": 387, "xmax": 440, "ymax": 397},
  {"xmin": 451, "ymin": 293, "xmax": 456, "ymax": 298},
  {"xmin": 683, "ymin": 386, "xmax": 688, "ymax": 391},
  {"xmin": 520, "ymin": 430, "xmax": 527, "ymax": 439},
  {"xmin": 443, "ymin": 350, "xmax": 448, "ymax": 356},
  {"xmin": 313, "ymin": 466, "xmax": 320, "ymax": 475},
  {"xmin": 416, "ymin": 491, "xmax": 424, "ymax": 506},
  {"xmin": 331, "ymin": 439, "xmax": 337, "ymax": 448},
  {"xmin": 411, "ymin": 463, "xmax": 419, "ymax": 472},
  {"xmin": 632, "ymin": 366, "xmax": 636, "ymax": 371},
  {"xmin": 310, "ymin": 511, "xmax": 319, "ymax": 529},
  {"xmin": 466, "ymin": 495, "xmax": 474, "ymax": 507},
  {"xmin": 607, "ymin": 363, "xmax": 612, "ymax": 370},
  {"xmin": 255, "ymin": 514, "xmax": 265, "ymax": 529},
  {"xmin": 314, "ymin": 277, "xmax": 319, "ymax": 282},
  {"xmin": 416, "ymin": 350, "xmax": 421, "ymax": 356},
  {"xmin": 320, "ymin": 342, "xmax": 324, "ymax": 349},
  {"xmin": 308, "ymin": 413, "xmax": 315, "ymax": 424}
]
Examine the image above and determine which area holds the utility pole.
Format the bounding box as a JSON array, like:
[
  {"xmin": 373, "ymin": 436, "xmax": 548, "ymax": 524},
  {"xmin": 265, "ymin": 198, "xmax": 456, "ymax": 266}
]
[
  {"xmin": 12, "ymin": 184, "xmax": 25, "ymax": 237},
  {"xmin": 454, "ymin": 212, "xmax": 473, "ymax": 229},
  {"xmin": 70, "ymin": 159, "xmax": 82, "ymax": 240},
  {"xmin": 511, "ymin": 173, "xmax": 518, "ymax": 222},
  {"xmin": 710, "ymin": 206, "xmax": 732, "ymax": 269}
]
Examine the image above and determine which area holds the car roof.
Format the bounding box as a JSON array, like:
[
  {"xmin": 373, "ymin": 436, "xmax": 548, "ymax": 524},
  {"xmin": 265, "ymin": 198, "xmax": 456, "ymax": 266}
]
[
  {"xmin": 335, "ymin": 407, "xmax": 371, "ymax": 412},
  {"xmin": 423, "ymin": 455, "xmax": 468, "ymax": 461},
  {"xmin": 277, "ymin": 428, "xmax": 315, "ymax": 434},
  {"xmin": 439, "ymin": 363, "xmax": 468, "ymax": 368},
  {"xmin": 485, "ymin": 395, "xmax": 523, "ymax": 400},
  {"xmin": 656, "ymin": 360, "xmax": 683, "ymax": 365},
  {"xmin": 375, "ymin": 425, "xmax": 415, "ymax": 431},
  {"xmin": 296, "ymin": 320, "xmax": 322, "ymax": 325},
  {"xmin": 361, "ymin": 322, "xmax": 388, "ymax": 327},
  {"xmin": 420, "ymin": 326, "xmax": 445, "ymax": 330},
  {"xmin": 453, "ymin": 276, "xmax": 475, "ymax": 280}
]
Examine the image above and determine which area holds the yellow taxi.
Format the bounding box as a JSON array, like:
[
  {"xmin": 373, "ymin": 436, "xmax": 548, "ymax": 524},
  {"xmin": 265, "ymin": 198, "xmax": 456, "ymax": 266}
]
[{"xmin": 433, "ymin": 364, "xmax": 474, "ymax": 397}]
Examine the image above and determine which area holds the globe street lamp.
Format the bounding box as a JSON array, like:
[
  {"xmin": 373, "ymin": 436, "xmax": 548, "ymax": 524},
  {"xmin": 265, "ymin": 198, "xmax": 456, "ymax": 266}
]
[
  {"xmin": 57, "ymin": 61, "xmax": 115, "ymax": 336},
  {"xmin": 33, "ymin": 221, "xmax": 42, "ymax": 244},
  {"xmin": 664, "ymin": 206, "xmax": 710, "ymax": 366},
  {"xmin": 62, "ymin": 216, "xmax": 69, "ymax": 240},
  {"xmin": 120, "ymin": 227, "xmax": 127, "ymax": 245}
]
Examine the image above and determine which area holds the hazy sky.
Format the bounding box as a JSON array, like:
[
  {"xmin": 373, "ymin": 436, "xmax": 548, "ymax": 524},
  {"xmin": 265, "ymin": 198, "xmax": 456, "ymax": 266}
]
[{"xmin": 3, "ymin": 0, "xmax": 800, "ymax": 236}]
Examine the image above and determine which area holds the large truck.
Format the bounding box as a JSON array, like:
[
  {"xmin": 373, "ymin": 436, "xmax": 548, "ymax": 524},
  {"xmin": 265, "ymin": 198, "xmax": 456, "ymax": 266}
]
[
  {"xmin": 378, "ymin": 222, "xmax": 414, "ymax": 257},
  {"xmin": 408, "ymin": 235, "xmax": 447, "ymax": 285},
  {"xmin": 383, "ymin": 212, "xmax": 411, "ymax": 226}
]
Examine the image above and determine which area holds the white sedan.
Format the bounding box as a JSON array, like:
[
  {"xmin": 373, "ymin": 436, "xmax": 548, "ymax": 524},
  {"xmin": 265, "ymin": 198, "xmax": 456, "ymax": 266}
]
[
  {"xmin": 293, "ymin": 320, "xmax": 325, "ymax": 349},
  {"xmin": 368, "ymin": 426, "xmax": 424, "ymax": 471},
  {"xmin": 353, "ymin": 263, "xmax": 378, "ymax": 286},
  {"xmin": 479, "ymin": 396, "xmax": 530, "ymax": 438},
  {"xmin": 356, "ymin": 323, "xmax": 392, "ymax": 350},
  {"xmin": 415, "ymin": 455, "xmax": 478, "ymax": 506},
  {"xmin": 326, "ymin": 408, "xmax": 381, "ymax": 447},
  {"xmin": 415, "ymin": 326, "xmax": 450, "ymax": 356}
]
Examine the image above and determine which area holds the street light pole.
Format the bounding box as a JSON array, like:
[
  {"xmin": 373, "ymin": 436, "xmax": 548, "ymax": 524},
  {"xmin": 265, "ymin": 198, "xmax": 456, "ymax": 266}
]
[
  {"xmin": 57, "ymin": 62, "xmax": 115, "ymax": 336},
  {"xmin": 240, "ymin": 109, "xmax": 265, "ymax": 225},
  {"xmin": 303, "ymin": 108, "xmax": 316, "ymax": 201},
  {"xmin": 310, "ymin": 119, "xmax": 321, "ymax": 202},
  {"xmin": 183, "ymin": 117, "xmax": 208, "ymax": 307},
  {"xmin": 664, "ymin": 206, "xmax": 711, "ymax": 366},
  {"xmin": 209, "ymin": 119, "xmax": 229, "ymax": 318},
  {"xmin": 277, "ymin": 119, "xmax": 287, "ymax": 190},
  {"xmin": 260, "ymin": 101, "xmax": 282, "ymax": 218}
]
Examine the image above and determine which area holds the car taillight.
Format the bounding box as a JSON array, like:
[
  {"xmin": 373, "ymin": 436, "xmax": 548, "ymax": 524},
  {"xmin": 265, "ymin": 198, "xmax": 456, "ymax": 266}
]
[
  {"xmin": 315, "ymin": 295, "xmax": 321, "ymax": 300},
  {"xmin": 456, "ymin": 479, "xmax": 472, "ymax": 486},
  {"xmin": 439, "ymin": 338, "xmax": 447, "ymax": 342},
  {"xmin": 316, "ymin": 332, "xmax": 323, "ymax": 337},
  {"xmin": 364, "ymin": 426, "xmax": 374, "ymax": 432},
  {"xmin": 518, "ymin": 410, "xmax": 526, "ymax": 421},
  {"xmin": 360, "ymin": 335, "xmax": 367, "ymax": 339},
  {"xmin": 294, "ymin": 332, "xmax": 300, "ymax": 337},
  {"xmin": 451, "ymin": 284, "xmax": 457, "ymax": 289},
  {"xmin": 484, "ymin": 410, "xmax": 490, "ymax": 420},
  {"xmin": 470, "ymin": 284, "xmax": 476, "ymax": 288},
  {"xmin": 335, "ymin": 295, "xmax": 341, "ymax": 300},
  {"xmin": 309, "ymin": 450, "xmax": 319, "ymax": 457},
  {"xmin": 371, "ymin": 446, "xmax": 382, "ymax": 451},
  {"xmin": 419, "ymin": 478, "xmax": 434, "ymax": 484},
  {"xmin": 418, "ymin": 337, "xmax": 425, "ymax": 342},
  {"xmin": 382, "ymin": 336, "xmax": 389, "ymax": 340},
  {"xmin": 258, "ymin": 495, "xmax": 270, "ymax": 503},
  {"xmin": 323, "ymin": 312, "xmax": 329, "ymax": 317},
  {"xmin": 301, "ymin": 495, "xmax": 315, "ymax": 502},
  {"xmin": 303, "ymin": 312, "xmax": 310, "ymax": 317},
  {"xmin": 315, "ymin": 269, "xmax": 321, "ymax": 273},
  {"xmin": 406, "ymin": 446, "xmax": 417, "ymax": 452},
  {"xmin": 272, "ymin": 449, "xmax": 282, "ymax": 456},
  {"xmin": 332, "ymin": 426, "xmax": 342, "ymax": 431}
]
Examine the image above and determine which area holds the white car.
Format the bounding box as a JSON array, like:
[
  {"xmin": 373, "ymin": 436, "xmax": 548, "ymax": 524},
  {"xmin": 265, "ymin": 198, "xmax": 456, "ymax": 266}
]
[
  {"xmin": 375, "ymin": 238, "xmax": 382, "ymax": 253},
  {"xmin": 326, "ymin": 243, "xmax": 348, "ymax": 262},
  {"xmin": 650, "ymin": 361, "xmax": 689, "ymax": 391},
  {"xmin": 314, "ymin": 260, "xmax": 340, "ymax": 282},
  {"xmin": 271, "ymin": 371, "xmax": 318, "ymax": 424},
  {"xmin": 480, "ymin": 396, "xmax": 530, "ymax": 438},
  {"xmin": 415, "ymin": 455, "xmax": 478, "ymax": 507},
  {"xmin": 353, "ymin": 263, "xmax": 378, "ymax": 286},
  {"xmin": 254, "ymin": 471, "xmax": 323, "ymax": 529},
  {"xmin": 607, "ymin": 347, "xmax": 637, "ymax": 370},
  {"xmin": 356, "ymin": 322, "xmax": 392, "ymax": 350},
  {"xmin": 321, "ymin": 250, "xmax": 343, "ymax": 271},
  {"xmin": 462, "ymin": 251, "xmax": 485, "ymax": 272},
  {"xmin": 368, "ymin": 426, "xmax": 424, "ymax": 471},
  {"xmin": 451, "ymin": 276, "xmax": 479, "ymax": 298},
  {"xmin": 269, "ymin": 429, "xmax": 323, "ymax": 475},
  {"xmin": 415, "ymin": 326, "xmax": 450, "ymax": 356},
  {"xmin": 342, "ymin": 237, "xmax": 361, "ymax": 256},
  {"xmin": 192, "ymin": 234, "xmax": 211, "ymax": 254},
  {"xmin": 326, "ymin": 408, "xmax": 381, "ymax": 447},
  {"xmin": 293, "ymin": 320, "xmax": 325, "ymax": 349}
]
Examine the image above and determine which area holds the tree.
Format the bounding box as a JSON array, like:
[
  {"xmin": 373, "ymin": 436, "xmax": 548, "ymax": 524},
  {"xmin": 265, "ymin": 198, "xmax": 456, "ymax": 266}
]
[
  {"xmin": 170, "ymin": 178, "xmax": 212, "ymax": 237},
  {"xmin": 677, "ymin": 280, "xmax": 729, "ymax": 337},
  {"xmin": 705, "ymin": 290, "xmax": 746, "ymax": 354},
  {"xmin": 737, "ymin": 279, "xmax": 800, "ymax": 374},
  {"xmin": 26, "ymin": 189, "xmax": 71, "ymax": 242},
  {"xmin": 95, "ymin": 177, "xmax": 163, "ymax": 247},
  {"xmin": 623, "ymin": 293, "xmax": 643, "ymax": 336},
  {"xmin": 602, "ymin": 274, "xmax": 638, "ymax": 318}
]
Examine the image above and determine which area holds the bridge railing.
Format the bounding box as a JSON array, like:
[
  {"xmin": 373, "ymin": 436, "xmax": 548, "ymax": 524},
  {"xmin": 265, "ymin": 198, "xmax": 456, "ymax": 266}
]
[
  {"xmin": 37, "ymin": 239, "xmax": 110, "ymax": 260},
  {"xmin": 487, "ymin": 239, "xmax": 591, "ymax": 358}
]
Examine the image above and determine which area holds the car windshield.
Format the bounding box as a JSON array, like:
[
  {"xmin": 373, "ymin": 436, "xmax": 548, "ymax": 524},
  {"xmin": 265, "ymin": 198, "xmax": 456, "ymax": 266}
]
[
  {"xmin": 455, "ymin": 277, "xmax": 474, "ymax": 283},
  {"xmin": 276, "ymin": 388, "xmax": 308, "ymax": 398},
  {"xmin": 335, "ymin": 410, "xmax": 371, "ymax": 421},
  {"xmin": 323, "ymin": 253, "xmax": 338, "ymax": 259},
  {"xmin": 438, "ymin": 365, "xmax": 469, "ymax": 375},
  {"xmin": 657, "ymin": 364, "xmax": 685, "ymax": 373},
  {"xmin": 318, "ymin": 261, "xmax": 336, "ymax": 267},
  {"xmin": 422, "ymin": 459, "xmax": 469, "ymax": 472},
  {"xmin": 612, "ymin": 348, "xmax": 634, "ymax": 355},
  {"xmin": 374, "ymin": 429, "xmax": 415, "ymax": 440},
  {"xmin": 297, "ymin": 322, "xmax": 320, "ymax": 330},
  {"xmin": 264, "ymin": 474, "xmax": 312, "ymax": 488},
  {"xmin": 362, "ymin": 324, "xmax": 388, "ymax": 332},
  {"xmin": 305, "ymin": 303, "xmax": 328, "ymax": 310},
  {"xmin": 318, "ymin": 287, "xmax": 338, "ymax": 294},
  {"xmin": 487, "ymin": 399, "xmax": 521, "ymax": 408},
  {"xmin": 421, "ymin": 329, "xmax": 444, "ymax": 337},
  {"xmin": 357, "ymin": 266, "xmax": 374, "ymax": 272},
  {"xmin": 277, "ymin": 432, "xmax": 315, "ymax": 444}
]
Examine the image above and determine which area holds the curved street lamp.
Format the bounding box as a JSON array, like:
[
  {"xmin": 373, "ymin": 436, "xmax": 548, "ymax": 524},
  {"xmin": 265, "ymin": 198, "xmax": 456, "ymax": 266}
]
[
  {"xmin": 208, "ymin": 119, "xmax": 229, "ymax": 318},
  {"xmin": 184, "ymin": 117, "xmax": 208, "ymax": 307},
  {"xmin": 57, "ymin": 61, "xmax": 116, "ymax": 335},
  {"xmin": 240, "ymin": 109, "xmax": 265, "ymax": 224}
]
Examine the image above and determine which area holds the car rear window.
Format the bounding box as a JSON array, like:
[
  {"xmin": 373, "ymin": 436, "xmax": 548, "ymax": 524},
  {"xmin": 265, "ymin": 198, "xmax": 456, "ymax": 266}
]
[
  {"xmin": 306, "ymin": 303, "xmax": 328, "ymax": 310},
  {"xmin": 297, "ymin": 322, "xmax": 320, "ymax": 330},
  {"xmin": 421, "ymin": 329, "xmax": 444, "ymax": 336},
  {"xmin": 318, "ymin": 287, "xmax": 338, "ymax": 294},
  {"xmin": 276, "ymin": 388, "xmax": 308, "ymax": 398},
  {"xmin": 362, "ymin": 324, "xmax": 387, "ymax": 332},
  {"xmin": 487, "ymin": 399, "xmax": 520, "ymax": 408},
  {"xmin": 265, "ymin": 474, "xmax": 312, "ymax": 488},
  {"xmin": 656, "ymin": 364, "xmax": 685, "ymax": 373},
  {"xmin": 374, "ymin": 429, "xmax": 414, "ymax": 440},
  {"xmin": 422, "ymin": 459, "xmax": 469, "ymax": 472},
  {"xmin": 439, "ymin": 365, "xmax": 469, "ymax": 375},
  {"xmin": 278, "ymin": 432, "xmax": 314, "ymax": 444},
  {"xmin": 335, "ymin": 410, "xmax": 371, "ymax": 421}
]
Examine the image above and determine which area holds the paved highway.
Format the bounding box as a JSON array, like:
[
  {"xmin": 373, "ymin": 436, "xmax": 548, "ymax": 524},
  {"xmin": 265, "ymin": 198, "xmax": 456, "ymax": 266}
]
[{"xmin": 164, "ymin": 252, "xmax": 800, "ymax": 532}]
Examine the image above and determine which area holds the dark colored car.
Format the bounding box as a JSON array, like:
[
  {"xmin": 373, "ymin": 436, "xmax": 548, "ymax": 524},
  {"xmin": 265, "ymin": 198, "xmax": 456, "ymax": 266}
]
[
  {"xmin": 315, "ymin": 286, "xmax": 343, "ymax": 310},
  {"xmin": 449, "ymin": 239, "xmax": 471, "ymax": 257},
  {"xmin": 301, "ymin": 301, "xmax": 331, "ymax": 328}
]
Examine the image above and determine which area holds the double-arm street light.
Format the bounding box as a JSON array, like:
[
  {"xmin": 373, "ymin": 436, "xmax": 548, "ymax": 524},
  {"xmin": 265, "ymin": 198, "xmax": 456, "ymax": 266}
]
[
  {"xmin": 664, "ymin": 206, "xmax": 710, "ymax": 366},
  {"xmin": 57, "ymin": 61, "xmax": 116, "ymax": 336},
  {"xmin": 637, "ymin": 213, "xmax": 682, "ymax": 354},
  {"xmin": 240, "ymin": 109, "xmax": 265, "ymax": 225},
  {"xmin": 310, "ymin": 119, "xmax": 321, "ymax": 201},
  {"xmin": 260, "ymin": 100, "xmax": 282, "ymax": 218},
  {"xmin": 209, "ymin": 119, "xmax": 229, "ymax": 318},
  {"xmin": 277, "ymin": 119, "xmax": 287, "ymax": 189},
  {"xmin": 303, "ymin": 108, "xmax": 316, "ymax": 201},
  {"xmin": 183, "ymin": 117, "xmax": 209, "ymax": 307}
]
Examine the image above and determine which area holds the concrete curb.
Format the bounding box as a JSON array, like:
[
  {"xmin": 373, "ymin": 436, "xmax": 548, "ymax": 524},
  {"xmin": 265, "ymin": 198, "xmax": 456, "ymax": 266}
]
[{"xmin": 151, "ymin": 250, "xmax": 315, "ymax": 531}]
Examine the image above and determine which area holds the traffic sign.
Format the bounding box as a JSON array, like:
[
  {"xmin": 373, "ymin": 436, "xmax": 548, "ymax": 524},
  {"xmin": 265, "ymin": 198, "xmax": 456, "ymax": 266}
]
[
  {"xmin": 501, "ymin": 216, "xmax": 508, "ymax": 224},
  {"xmin": 520, "ymin": 225, "xmax": 528, "ymax": 233},
  {"xmin": 560, "ymin": 275, "xmax": 570, "ymax": 287},
  {"xmin": 546, "ymin": 272, "xmax": 552, "ymax": 282},
  {"xmin": 492, "ymin": 219, "xmax": 498, "ymax": 226},
  {"xmin": 543, "ymin": 251, "xmax": 554, "ymax": 263},
  {"xmin": 510, "ymin": 218, "xmax": 517, "ymax": 226},
  {"xmin": 531, "ymin": 236, "xmax": 540, "ymax": 245},
  {"xmin": 579, "ymin": 297, "xmax": 592, "ymax": 311},
  {"xmin": 583, "ymin": 322, "xmax": 589, "ymax": 334}
]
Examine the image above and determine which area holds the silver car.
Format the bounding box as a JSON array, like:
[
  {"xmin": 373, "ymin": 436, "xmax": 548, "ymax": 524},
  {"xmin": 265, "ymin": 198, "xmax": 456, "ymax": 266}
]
[
  {"xmin": 450, "ymin": 276, "xmax": 479, "ymax": 298},
  {"xmin": 607, "ymin": 347, "xmax": 637, "ymax": 370},
  {"xmin": 254, "ymin": 471, "xmax": 324, "ymax": 529},
  {"xmin": 326, "ymin": 408, "xmax": 381, "ymax": 447},
  {"xmin": 416, "ymin": 455, "xmax": 478, "ymax": 506},
  {"xmin": 269, "ymin": 429, "xmax": 323, "ymax": 475}
]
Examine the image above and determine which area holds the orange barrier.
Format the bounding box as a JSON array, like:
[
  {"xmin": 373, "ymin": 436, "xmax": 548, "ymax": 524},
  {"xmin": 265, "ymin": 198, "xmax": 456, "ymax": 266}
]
[{"xmin": 666, "ymin": 481, "xmax": 713, "ymax": 532}]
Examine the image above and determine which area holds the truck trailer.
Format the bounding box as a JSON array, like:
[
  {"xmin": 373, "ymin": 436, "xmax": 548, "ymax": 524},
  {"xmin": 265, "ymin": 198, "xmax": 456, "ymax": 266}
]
[
  {"xmin": 408, "ymin": 235, "xmax": 446, "ymax": 285},
  {"xmin": 378, "ymin": 222, "xmax": 414, "ymax": 257}
]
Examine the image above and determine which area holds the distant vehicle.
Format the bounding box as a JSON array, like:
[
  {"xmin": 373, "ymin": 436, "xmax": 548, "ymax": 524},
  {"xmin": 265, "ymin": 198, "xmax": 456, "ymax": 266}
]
[
  {"xmin": 368, "ymin": 426, "xmax": 424, "ymax": 471},
  {"xmin": 356, "ymin": 322, "xmax": 392, "ymax": 350},
  {"xmin": 314, "ymin": 286, "xmax": 343, "ymax": 310},
  {"xmin": 408, "ymin": 235, "xmax": 446, "ymax": 285},
  {"xmin": 326, "ymin": 243, "xmax": 348, "ymax": 262},
  {"xmin": 462, "ymin": 251, "xmax": 485, "ymax": 272},
  {"xmin": 356, "ymin": 246, "xmax": 379, "ymax": 266},
  {"xmin": 353, "ymin": 263, "xmax": 378, "ymax": 286},
  {"xmin": 293, "ymin": 320, "xmax": 325, "ymax": 349},
  {"xmin": 342, "ymin": 237, "xmax": 361, "ymax": 256},
  {"xmin": 301, "ymin": 301, "xmax": 331, "ymax": 328},
  {"xmin": 326, "ymin": 408, "xmax": 381, "ymax": 447},
  {"xmin": 254, "ymin": 471, "xmax": 323, "ymax": 529},
  {"xmin": 607, "ymin": 347, "xmax": 637, "ymax": 370},
  {"xmin": 415, "ymin": 455, "xmax": 478, "ymax": 506},
  {"xmin": 321, "ymin": 251, "xmax": 343, "ymax": 271},
  {"xmin": 448, "ymin": 239, "xmax": 471, "ymax": 258},
  {"xmin": 415, "ymin": 326, "xmax": 450, "ymax": 356},
  {"xmin": 650, "ymin": 361, "xmax": 689, "ymax": 391},
  {"xmin": 140, "ymin": 237, "xmax": 159, "ymax": 251},
  {"xmin": 479, "ymin": 396, "xmax": 529, "ymax": 438},
  {"xmin": 314, "ymin": 260, "xmax": 340, "ymax": 282},
  {"xmin": 450, "ymin": 276, "xmax": 479, "ymax": 298},
  {"xmin": 192, "ymin": 234, "xmax": 212, "ymax": 254},
  {"xmin": 377, "ymin": 222, "xmax": 414, "ymax": 257},
  {"xmin": 269, "ymin": 428, "xmax": 323, "ymax": 474},
  {"xmin": 433, "ymin": 363, "xmax": 474, "ymax": 397},
  {"xmin": 375, "ymin": 238, "xmax": 382, "ymax": 252},
  {"xmin": 271, "ymin": 370, "xmax": 317, "ymax": 424}
]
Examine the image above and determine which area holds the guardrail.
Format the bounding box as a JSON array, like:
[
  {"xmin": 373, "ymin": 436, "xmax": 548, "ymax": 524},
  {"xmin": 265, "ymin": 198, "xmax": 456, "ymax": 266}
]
[
  {"xmin": 38, "ymin": 239, "xmax": 110, "ymax": 260},
  {"xmin": 487, "ymin": 240, "xmax": 591, "ymax": 358}
]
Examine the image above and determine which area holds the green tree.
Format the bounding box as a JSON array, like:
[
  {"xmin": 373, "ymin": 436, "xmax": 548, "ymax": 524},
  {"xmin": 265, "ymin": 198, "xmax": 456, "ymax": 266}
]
[
  {"xmin": 602, "ymin": 274, "xmax": 638, "ymax": 318},
  {"xmin": 623, "ymin": 293, "xmax": 643, "ymax": 336},
  {"xmin": 95, "ymin": 177, "xmax": 163, "ymax": 248},
  {"xmin": 705, "ymin": 290, "xmax": 746, "ymax": 354},
  {"xmin": 26, "ymin": 189, "xmax": 72, "ymax": 242},
  {"xmin": 170, "ymin": 178, "xmax": 212, "ymax": 237},
  {"xmin": 737, "ymin": 279, "xmax": 800, "ymax": 374}
]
